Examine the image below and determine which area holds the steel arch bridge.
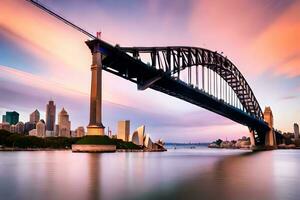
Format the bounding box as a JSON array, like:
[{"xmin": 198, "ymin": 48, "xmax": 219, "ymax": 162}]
[
  {"xmin": 26, "ymin": 0, "xmax": 273, "ymax": 147},
  {"xmin": 86, "ymin": 40, "xmax": 270, "ymax": 146},
  {"xmin": 121, "ymin": 46, "xmax": 263, "ymax": 119}
]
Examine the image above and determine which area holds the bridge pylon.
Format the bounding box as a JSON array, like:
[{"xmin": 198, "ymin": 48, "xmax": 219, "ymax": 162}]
[
  {"xmin": 249, "ymin": 107, "xmax": 277, "ymax": 150},
  {"xmin": 264, "ymin": 106, "xmax": 277, "ymax": 149},
  {"xmin": 86, "ymin": 42, "xmax": 105, "ymax": 135}
]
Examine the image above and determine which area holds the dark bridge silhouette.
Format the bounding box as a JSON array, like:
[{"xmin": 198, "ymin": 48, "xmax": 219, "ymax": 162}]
[
  {"xmin": 27, "ymin": 0, "xmax": 277, "ymax": 148},
  {"xmin": 86, "ymin": 39, "xmax": 270, "ymax": 145},
  {"xmin": 86, "ymin": 40, "xmax": 270, "ymax": 146}
]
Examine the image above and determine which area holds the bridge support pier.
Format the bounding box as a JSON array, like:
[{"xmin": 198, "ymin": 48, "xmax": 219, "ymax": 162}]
[
  {"xmin": 249, "ymin": 130, "xmax": 256, "ymax": 148},
  {"xmin": 86, "ymin": 43, "xmax": 105, "ymax": 136},
  {"xmin": 264, "ymin": 107, "xmax": 276, "ymax": 149}
]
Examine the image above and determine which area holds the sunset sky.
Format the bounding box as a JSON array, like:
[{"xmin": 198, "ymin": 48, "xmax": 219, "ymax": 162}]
[{"xmin": 0, "ymin": 0, "xmax": 299, "ymax": 142}]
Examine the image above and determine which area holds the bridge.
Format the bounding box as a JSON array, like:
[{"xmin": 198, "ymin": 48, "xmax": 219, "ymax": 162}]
[{"xmin": 27, "ymin": 0, "xmax": 277, "ymax": 149}]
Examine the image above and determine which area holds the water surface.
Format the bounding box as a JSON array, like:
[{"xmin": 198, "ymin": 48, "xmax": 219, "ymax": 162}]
[{"xmin": 0, "ymin": 146, "xmax": 299, "ymax": 200}]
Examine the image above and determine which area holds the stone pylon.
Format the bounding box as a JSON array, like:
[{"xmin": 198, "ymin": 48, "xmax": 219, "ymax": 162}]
[
  {"xmin": 86, "ymin": 43, "xmax": 105, "ymax": 135},
  {"xmin": 249, "ymin": 129, "xmax": 256, "ymax": 147},
  {"xmin": 264, "ymin": 106, "xmax": 276, "ymax": 148}
]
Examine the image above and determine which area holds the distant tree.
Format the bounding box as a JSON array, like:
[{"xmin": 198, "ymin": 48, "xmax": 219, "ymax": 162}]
[{"xmin": 215, "ymin": 139, "xmax": 223, "ymax": 146}]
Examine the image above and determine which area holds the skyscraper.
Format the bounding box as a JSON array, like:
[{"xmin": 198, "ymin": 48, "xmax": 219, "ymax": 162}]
[
  {"xmin": 30, "ymin": 109, "xmax": 40, "ymax": 124},
  {"xmin": 294, "ymin": 123, "xmax": 299, "ymax": 140},
  {"xmin": 117, "ymin": 120, "xmax": 130, "ymax": 142},
  {"xmin": 58, "ymin": 108, "xmax": 71, "ymax": 137},
  {"xmin": 4, "ymin": 111, "xmax": 19, "ymax": 125},
  {"xmin": 46, "ymin": 100, "xmax": 56, "ymax": 131}
]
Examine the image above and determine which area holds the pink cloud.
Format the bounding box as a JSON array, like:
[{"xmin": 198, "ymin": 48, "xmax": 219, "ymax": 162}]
[{"xmin": 187, "ymin": 0, "xmax": 300, "ymax": 78}]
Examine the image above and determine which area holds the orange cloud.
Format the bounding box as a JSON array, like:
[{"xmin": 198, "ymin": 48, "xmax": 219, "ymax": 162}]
[
  {"xmin": 247, "ymin": 1, "xmax": 300, "ymax": 77},
  {"xmin": 0, "ymin": 0, "xmax": 92, "ymax": 92}
]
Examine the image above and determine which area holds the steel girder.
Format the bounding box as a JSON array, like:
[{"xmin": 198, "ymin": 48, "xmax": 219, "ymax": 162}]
[{"xmin": 121, "ymin": 46, "xmax": 263, "ymax": 121}]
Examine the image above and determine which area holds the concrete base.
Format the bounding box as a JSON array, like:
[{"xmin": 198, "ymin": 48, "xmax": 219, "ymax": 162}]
[
  {"xmin": 72, "ymin": 144, "xmax": 116, "ymax": 153},
  {"xmin": 86, "ymin": 125, "xmax": 105, "ymax": 136}
]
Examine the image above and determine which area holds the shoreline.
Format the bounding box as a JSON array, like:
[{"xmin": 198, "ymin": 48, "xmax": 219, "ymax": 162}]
[
  {"xmin": 208, "ymin": 146, "xmax": 300, "ymax": 150},
  {"xmin": 0, "ymin": 147, "xmax": 167, "ymax": 152}
]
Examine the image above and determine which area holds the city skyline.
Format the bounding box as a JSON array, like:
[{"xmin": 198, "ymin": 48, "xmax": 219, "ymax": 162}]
[{"xmin": 0, "ymin": 0, "xmax": 300, "ymax": 142}]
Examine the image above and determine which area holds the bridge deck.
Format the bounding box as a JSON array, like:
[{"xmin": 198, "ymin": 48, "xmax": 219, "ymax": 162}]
[{"xmin": 86, "ymin": 39, "xmax": 270, "ymax": 134}]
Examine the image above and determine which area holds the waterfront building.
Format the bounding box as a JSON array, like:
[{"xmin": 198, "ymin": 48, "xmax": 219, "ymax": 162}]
[
  {"xmin": 36, "ymin": 120, "xmax": 46, "ymax": 137},
  {"xmin": 45, "ymin": 130, "xmax": 54, "ymax": 137},
  {"xmin": 58, "ymin": 108, "xmax": 71, "ymax": 137},
  {"xmin": 131, "ymin": 125, "xmax": 145, "ymax": 146},
  {"xmin": 10, "ymin": 125, "xmax": 16, "ymax": 133},
  {"xmin": 2, "ymin": 115, "xmax": 6, "ymax": 123},
  {"xmin": 71, "ymin": 131, "xmax": 76, "ymax": 137},
  {"xmin": 117, "ymin": 120, "xmax": 130, "ymax": 142},
  {"xmin": 24, "ymin": 122, "xmax": 36, "ymax": 134},
  {"xmin": 4, "ymin": 111, "xmax": 19, "ymax": 125},
  {"xmin": 29, "ymin": 129, "xmax": 37, "ymax": 136},
  {"xmin": 144, "ymin": 134, "xmax": 153, "ymax": 150},
  {"xmin": 46, "ymin": 100, "xmax": 56, "ymax": 131},
  {"xmin": 111, "ymin": 135, "xmax": 118, "ymax": 139},
  {"xmin": 15, "ymin": 122, "xmax": 25, "ymax": 134},
  {"xmin": 0, "ymin": 122, "xmax": 11, "ymax": 132},
  {"xmin": 294, "ymin": 123, "xmax": 299, "ymax": 140},
  {"xmin": 30, "ymin": 109, "xmax": 40, "ymax": 124},
  {"xmin": 75, "ymin": 126, "xmax": 85, "ymax": 137}
]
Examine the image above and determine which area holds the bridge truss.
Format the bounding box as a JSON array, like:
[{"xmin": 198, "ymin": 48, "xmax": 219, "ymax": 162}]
[{"xmin": 121, "ymin": 47, "xmax": 264, "ymax": 120}]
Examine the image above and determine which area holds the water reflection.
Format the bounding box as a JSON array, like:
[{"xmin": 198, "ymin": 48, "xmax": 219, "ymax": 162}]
[{"xmin": 0, "ymin": 149, "xmax": 300, "ymax": 200}]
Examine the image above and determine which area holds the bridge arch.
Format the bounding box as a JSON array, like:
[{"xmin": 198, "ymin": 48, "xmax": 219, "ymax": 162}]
[{"xmin": 121, "ymin": 47, "xmax": 263, "ymax": 121}]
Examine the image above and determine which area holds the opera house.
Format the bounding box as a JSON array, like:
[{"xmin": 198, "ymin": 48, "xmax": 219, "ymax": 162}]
[{"xmin": 127, "ymin": 124, "xmax": 165, "ymax": 151}]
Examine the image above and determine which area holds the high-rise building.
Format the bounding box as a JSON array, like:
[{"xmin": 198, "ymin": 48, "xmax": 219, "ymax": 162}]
[
  {"xmin": 46, "ymin": 100, "xmax": 56, "ymax": 131},
  {"xmin": 4, "ymin": 111, "xmax": 19, "ymax": 125},
  {"xmin": 58, "ymin": 108, "xmax": 71, "ymax": 137},
  {"xmin": 294, "ymin": 123, "xmax": 299, "ymax": 140},
  {"xmin": 30, "ymin": 109, "xmax": 40, "ymax": 124},
  {"xmin": 36, "ymin": 120, "xmax": 46, "ymax": 137},
  {"xmin": 117, "ymin": 120, "xmax": 130, "ymax": 142}
]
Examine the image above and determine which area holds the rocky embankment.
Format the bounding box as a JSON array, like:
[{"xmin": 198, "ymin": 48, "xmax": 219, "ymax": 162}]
[{"xmin": 208, "ymin": 137, "xmax": 251, "ymax": 149}]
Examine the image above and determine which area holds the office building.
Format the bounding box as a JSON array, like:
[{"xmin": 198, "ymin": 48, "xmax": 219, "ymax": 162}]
[
  {"xmin": 4, "ymin": 111, "xmax": 19, "ymax": 125},
  {"xmin": 30, "ymin": 109, "xmax": 40, "ymax": 124},
  {"xmin": 36, "ymin": 120, "xmax": 46, "ymax": 137},
  {"xmin": 29, "ymin": 129, "xmax": 37, "ymax": 137},
  {"xmin": 46, "ymin": 100, "xmax": 56, "ymax": 131},
  {"xmin": 75, "ymin": 126, "xmax": 85, "ymax": 137},
  {"xmin": 24, "ymin": 122, "xmax": 36, "ymax": 134},
  {"xmin": 117, "ymin": 120, "xmax": 130, "ymax": 142},
  {"xmin": 58, "ymin": 108, "xmax": 71, "ymax": 137},
  {"xmin": 0, "ymin": 122, "xmax": 10, "ymax": 132},
  {"xmin": 10, "ymin": 125, "xmax": 16, "ymax": 133},
  {"xmin": 15, "ymin": 122, "xmax": 25, "ymax": 134},
  {"xmin": 54, "ymin": 124, "xmax": 59, "ymax": 137}
]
